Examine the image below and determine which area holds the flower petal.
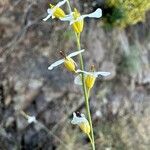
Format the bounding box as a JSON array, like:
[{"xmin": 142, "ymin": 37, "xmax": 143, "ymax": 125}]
[
  {"xmin": 67, "ymin": 49, "xmax": 84, "ymax": 58},
  {"xmin": 48, "ymin": 59, "xmax": 65, "ymax": 70},
  {"xmin": 43, "ymin": 14, "xmax": 52, "ymax": 21},
  {"xmin": 74, "ymin": 74, "xmax": 83, "ymax": 85},
  {"xmin": 71, "ymin": 112, "xmax": 87, "ymax": 125},
  {"xmin": 76, "ymin": 69, "xmax": 110, "ymax": 77},
  {"xmin": 94, "ymin": 71, "xmax": 111, "ymax": 77},
  {"xmin": 70, "ymin": 8, "xmax": 102, "ymax": 24},
  {"xmin": 85, "ymin": 8, "xmax": 102, "ymax": 18},
  {"xmin": 47, "ymin": 8, "xmax": 52, "ymax": 14}
]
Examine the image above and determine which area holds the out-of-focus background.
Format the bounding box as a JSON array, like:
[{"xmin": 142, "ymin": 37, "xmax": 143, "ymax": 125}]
[{"xmin": 0, "ymin": 0, "xmax": 150, "ymax": 149}]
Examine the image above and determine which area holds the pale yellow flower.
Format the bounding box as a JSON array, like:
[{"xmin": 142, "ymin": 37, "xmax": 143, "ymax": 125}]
[
  {"xmin": 43, "ymin": 0, "xmax": 67, "ymax": 21},
  {"xmin": 71, "ymin": 8, "xmax": 84, "ymax": 33},
  {"xmin": 48, "ymin": 50, "xmax": 84, "ymax": 72},
  {"xmin": 75, "ymin": 67, "xmax": 110, "ymax": 89},
  {"xmin": 61, "ymin": 8, "xmax": 102, "ymax": 33},
  {"xmin": 71, "ymin": 112, "xmax": 90, "ymax": 134}
]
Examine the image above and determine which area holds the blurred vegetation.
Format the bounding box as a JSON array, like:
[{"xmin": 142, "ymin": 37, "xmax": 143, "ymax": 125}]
[{"xmin": 104, "ymin": 0, "xmax": 150, "ymax": 27}]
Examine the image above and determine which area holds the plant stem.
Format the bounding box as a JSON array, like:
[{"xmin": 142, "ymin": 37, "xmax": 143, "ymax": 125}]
[
  {"xmin": 66, "ymin": 0, "xmax": 72, "ymax": 12},
  {"xmin": 88, "ymin": 134, "xmax": 93, "ymax": 145},
  {"xmin": 76, "ymin": 33, "xmax": 95, "ymax": 150},
  {"xmin": 66, "ymin": 1, "xmax": 95, "ymax": 149}
]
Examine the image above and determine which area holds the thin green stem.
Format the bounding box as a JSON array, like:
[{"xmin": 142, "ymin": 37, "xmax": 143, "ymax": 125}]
[
  {"xmin": 87, "ymin": 134, "xmax": 93, "ymax": 145},
  {"xmin": 76, "ymin": 33, "xmax": 95, "ymax": 150},
  {"xmin": 66, "ymin": 0, "xmax": 72, "ymax": 12},
  {"xmin": 66, "ymin": 1, "xmax": 95, "ymax": 149}
]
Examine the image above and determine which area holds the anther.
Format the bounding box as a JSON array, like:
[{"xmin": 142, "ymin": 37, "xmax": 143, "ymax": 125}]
[
  {"xmin": 59, "ymin": 50, "xmax": 66, "ymax": 58},
  {"xmin": 75, "ymin": 111, "xmax": 82, "ymax": 117},
  {"xmin": 91, "ymin": 65, "xmax": 95, "ymax": 72}
]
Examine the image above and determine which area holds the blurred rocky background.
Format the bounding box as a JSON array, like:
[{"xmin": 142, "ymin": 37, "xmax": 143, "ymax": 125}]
[{"xmin": 0, "ymin": 0, "xmax": 150, "ymax": 150}]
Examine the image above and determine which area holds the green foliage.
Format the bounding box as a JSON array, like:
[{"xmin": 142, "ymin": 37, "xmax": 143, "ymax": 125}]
[{"xmin": 105, "ymin": 0, "xmax": 150, "ymax": 27}]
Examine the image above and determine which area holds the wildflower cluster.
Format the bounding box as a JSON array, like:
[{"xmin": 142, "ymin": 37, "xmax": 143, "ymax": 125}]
[
  {"xmin": 105, "ymin": 0, "xmax": 150, "ymax": 27},
  {"xmin": 43, "ymin": 0, "xmax": 110, "ymax": 149}
]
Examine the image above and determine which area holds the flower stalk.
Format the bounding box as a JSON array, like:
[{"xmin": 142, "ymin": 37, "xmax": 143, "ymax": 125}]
[
  {"xmin": 43, "ymin": 1, "xmax": 105, "ymax": 149},
  {"xmin": 76, "ymin": 33, "xmax": 95, "ymax": 150},
  {"xmin": 66, "ymin": 1, "xmax": 95, "ymax": 149}
]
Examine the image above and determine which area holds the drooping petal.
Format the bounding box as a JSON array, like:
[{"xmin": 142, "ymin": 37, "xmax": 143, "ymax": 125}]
[
  {"xmin": 71, "ymin": 112, "xmax": 87, "ymax": 125},
  {"xmin": 68, "ymin": 49, "xmax": 85, "ymax": 58},
  {"xmin": 94, "ymin": 71, "xmax": 111, "ymax": 77},
  {"xmin": 70, "ymin": 8, "xmax": 102, "ymax": 24},
  {"xmin": 74, "ymin": 74, "xmax": 83, "ymax": 85},
  {"xmin": 48, "ymin": 59, "xmax": 65, "ymax": 70},
  {"xmin": 43, "ymin": 13, "xmax": 52, "ymax": 21}
]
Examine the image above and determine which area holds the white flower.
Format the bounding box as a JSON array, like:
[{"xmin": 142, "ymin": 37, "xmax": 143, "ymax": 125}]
[
  {"xmin": 43, "ymin": 0, "xmax": 67, "ymax": 21},
  {"xmin": 71, "ymin": 112, "xmax": 90, "ymax": 134},
  {"xmin": 61, "ymin": 8, "xmax": 102, "ymax": 25},
  {"xmin": 74, "ymin": 69, "xmax": 110, "ymax": 85},
  {"xmin": 76, "ymin": 69, "xmax": 110, "ymax": 77},
  {"xmin": 71, "ymin": 112, "xmax": 88, "ymax": 125},
  {"xmin": 27, "ymin": 115, "xmax": 37, "ymax": 124},
  {"xmin": 48, "ymin": 49, "xmax": 84, "ymax": 70}
]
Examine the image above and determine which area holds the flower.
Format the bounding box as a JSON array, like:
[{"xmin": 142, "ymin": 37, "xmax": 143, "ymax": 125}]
[
  {"xmin": 71, "ymin": 112, "xmax": 90, "ymax": 134},
  {"xmin": 21, "ymin": 111, "xmax": 37, "ymax": 124},
  {"xmin": 61, "ymin": 8, "xmax": 102, "ymax": 26},
  {"xmin": 71, "ymin": 8, "xmax": 84, "ymax": 33},
  {"xmin": 48, "ymin": 49, "xmax": 84, "ymax": 72},
  {"xmin": 43, "ymin": 0, "xmax": 67, "ymax": 21},
  {"xmin": 27, "ymin": 115, "xmax": 37, "ymax": 124},
  {"xmin": 75, "ymin": 66, "xmax": 110, "ymax": 89}
]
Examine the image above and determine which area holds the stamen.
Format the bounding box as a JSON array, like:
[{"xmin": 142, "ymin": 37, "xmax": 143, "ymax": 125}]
[
  {"xmin": 91, "ymin": 65, "xmax": 95, "ymax": 72},
  {"xmin": 75, "ymin": 111, "xmax": 82, "ymax": 117},
  {"xmin": 59, "ymin": 50, "xmax": 66, "ymax": 58}
]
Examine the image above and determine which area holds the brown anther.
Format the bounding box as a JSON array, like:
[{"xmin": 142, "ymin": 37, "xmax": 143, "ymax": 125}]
[
  {"xmin": 59, "ymin": 50, "xmax": 66, "ymax": 58},
  {"xmin": 90, "ymin": 65, "xmax": 95, "ymax": 72},
  {"xmin": 75, "ymin": 112, "xmax": 82, "ymax": 117}
]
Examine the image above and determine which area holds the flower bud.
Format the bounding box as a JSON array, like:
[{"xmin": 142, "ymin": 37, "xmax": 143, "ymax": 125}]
[
  {"xmin": 50, "ymin": 4, "xmax": 65, "ymax": 19},
  {"xmin": 71, "ymin": 112, "xmax": 91, "ymax": 134},
  {"xmin": 72, "ymin": 8, "xmax": 84, "ymax": 33},
  {"xmin": 79, "ymin": 121, "xmax": 90, "ymax": 134},
  {"xmin": 85, "ymin": 75, "xmax": 96, "ymax": 90},
  {"xmin": 64, "ymin": 57, "xmax": 76, "ymax": 72}
]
